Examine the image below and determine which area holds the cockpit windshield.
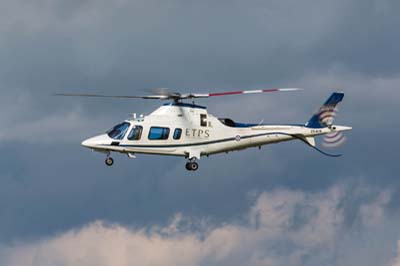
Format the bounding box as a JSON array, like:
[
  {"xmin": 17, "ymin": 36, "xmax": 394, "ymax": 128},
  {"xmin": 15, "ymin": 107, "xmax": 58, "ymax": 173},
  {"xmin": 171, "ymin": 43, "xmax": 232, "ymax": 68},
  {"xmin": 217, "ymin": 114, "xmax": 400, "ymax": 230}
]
[{"xmin": 107, "ymin": 122, "xmax": 131, "ymax": 140}]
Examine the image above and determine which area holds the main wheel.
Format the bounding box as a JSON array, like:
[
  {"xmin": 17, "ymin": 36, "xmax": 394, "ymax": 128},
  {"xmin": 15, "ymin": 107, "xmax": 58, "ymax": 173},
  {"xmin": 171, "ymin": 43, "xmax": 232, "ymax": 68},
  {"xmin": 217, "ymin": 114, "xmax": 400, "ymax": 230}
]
[
  {"xmin": 185, "ymin": 162, "xmax": 191, "ymax": 171},
  {"xmin": 105, "ymin": 157, "xmax": 114, "ymax": 166},
  {"xmin": 189, "ymin": 162, "xmax": 199, "ymax": 171}
]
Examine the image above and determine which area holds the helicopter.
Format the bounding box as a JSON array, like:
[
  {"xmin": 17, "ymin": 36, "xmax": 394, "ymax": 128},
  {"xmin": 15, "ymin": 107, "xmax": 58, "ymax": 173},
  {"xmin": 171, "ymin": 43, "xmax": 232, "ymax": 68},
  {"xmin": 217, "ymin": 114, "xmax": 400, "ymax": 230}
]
[{"xmin": 56, "ymin": 88, "xmax": 352, "ymax": 171}]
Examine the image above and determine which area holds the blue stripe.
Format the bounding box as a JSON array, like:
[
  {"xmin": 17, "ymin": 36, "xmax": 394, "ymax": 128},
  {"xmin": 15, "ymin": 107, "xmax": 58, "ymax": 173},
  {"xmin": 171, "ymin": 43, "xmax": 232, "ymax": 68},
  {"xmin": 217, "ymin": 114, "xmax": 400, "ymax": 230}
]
[
  {"xmin": 98, "ymin": 132, "xmax": 290, "ymax": 149},
  {"xmin": 96, "ymin": 131, "xmax": 343, "ymax": 157}
]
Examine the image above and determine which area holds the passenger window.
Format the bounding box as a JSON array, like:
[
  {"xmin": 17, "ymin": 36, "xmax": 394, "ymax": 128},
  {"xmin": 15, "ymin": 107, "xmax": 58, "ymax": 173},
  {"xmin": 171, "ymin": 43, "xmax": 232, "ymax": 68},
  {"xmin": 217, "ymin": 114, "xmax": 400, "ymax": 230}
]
[
  {"xmin": 148, "ymin": 127, "xmax": 170, "ymax": 140},
  {"xmin": 173, "ymin": 128, "xmax": 182, "ymax": 140},
  {"xmin": 128, "ymin": 125, "xmax": 143, "ymax": 140}
]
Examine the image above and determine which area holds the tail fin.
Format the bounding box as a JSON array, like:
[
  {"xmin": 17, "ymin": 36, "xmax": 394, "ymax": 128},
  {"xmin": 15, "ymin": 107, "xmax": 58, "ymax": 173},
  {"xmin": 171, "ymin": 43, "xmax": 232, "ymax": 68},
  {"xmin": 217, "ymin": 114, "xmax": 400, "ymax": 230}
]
[{"xmin": 305, "ymin": 92, "xmax": 344, "ymax": 128}]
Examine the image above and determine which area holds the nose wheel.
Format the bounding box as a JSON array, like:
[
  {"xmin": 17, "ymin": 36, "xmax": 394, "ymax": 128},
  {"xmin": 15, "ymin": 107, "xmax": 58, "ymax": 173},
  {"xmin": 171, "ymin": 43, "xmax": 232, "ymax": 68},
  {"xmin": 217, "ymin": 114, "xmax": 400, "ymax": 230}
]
[
  {"xmin": 185, "ymin": 161, "xmax": 199, "ymax": 171},
  {"xmin": 105, "ymin": 157, "xmax": 114, "ymax": 166}
]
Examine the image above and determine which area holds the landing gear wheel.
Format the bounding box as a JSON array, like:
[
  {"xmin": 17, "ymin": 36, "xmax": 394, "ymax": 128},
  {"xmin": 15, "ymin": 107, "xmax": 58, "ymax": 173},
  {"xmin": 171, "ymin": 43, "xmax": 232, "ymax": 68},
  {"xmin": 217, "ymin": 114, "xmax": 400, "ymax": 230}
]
[
  {"xmin": 190, "ymin": 162, "xmax": 199, "ymax": 171},
  {"xmin": 185, "ymin": 161, "xmax": 199, "ymax": 171},
  {"xmin": 105, "ymin": 157, "xmax": 114, "ymax": 166}
]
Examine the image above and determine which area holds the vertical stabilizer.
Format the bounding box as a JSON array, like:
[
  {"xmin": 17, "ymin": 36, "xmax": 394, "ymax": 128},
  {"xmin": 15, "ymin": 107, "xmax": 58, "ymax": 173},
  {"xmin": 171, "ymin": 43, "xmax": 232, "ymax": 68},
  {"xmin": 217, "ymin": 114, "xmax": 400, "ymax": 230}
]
[{"xmin": 306, "ymin": 92, "xmax": 344, "ymax": 128}]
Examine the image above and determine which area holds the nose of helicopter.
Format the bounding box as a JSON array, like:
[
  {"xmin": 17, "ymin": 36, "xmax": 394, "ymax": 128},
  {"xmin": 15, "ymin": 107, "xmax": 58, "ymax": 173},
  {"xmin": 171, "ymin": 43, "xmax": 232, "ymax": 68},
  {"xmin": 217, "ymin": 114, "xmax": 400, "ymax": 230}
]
[
  {"xmin": 81, "ymin": 134, "xmax": 108, "ymax": 149},
  {"xmin": 81, "ymin": 138, "xmax": 93, "ymax": 148}
]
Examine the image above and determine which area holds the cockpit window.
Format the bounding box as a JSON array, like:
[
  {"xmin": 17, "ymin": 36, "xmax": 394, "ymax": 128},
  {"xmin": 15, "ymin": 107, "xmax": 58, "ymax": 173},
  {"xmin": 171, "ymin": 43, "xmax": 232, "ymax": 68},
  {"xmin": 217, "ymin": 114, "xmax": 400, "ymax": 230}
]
[
  {"xmin": 128, "ymin": 125, "xmax": 143, "ymax": 140},
  {"xmin": 107, "ymin": 122, "xmax": 130, "ymax": 140}
]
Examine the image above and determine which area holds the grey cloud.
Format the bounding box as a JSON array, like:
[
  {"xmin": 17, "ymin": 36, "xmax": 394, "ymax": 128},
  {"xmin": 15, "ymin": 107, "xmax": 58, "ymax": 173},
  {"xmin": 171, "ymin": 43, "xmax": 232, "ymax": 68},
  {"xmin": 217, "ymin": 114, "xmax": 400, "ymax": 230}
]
[
  {"xmin": 0, "ymin": 184, "xmax": 398, "ymax": 266},
  {"xmin": 391, "ymin": 242, "xmax": 400, "ymax": 266},
  {"xmin": 0, "ymin": 0, "xmax": 399, "ymax": 262}
]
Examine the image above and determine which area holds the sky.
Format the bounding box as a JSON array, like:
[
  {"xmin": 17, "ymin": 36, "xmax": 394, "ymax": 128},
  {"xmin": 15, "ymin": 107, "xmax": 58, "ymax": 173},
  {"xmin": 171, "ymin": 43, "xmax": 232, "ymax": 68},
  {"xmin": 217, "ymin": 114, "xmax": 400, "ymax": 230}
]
[{"xmin": 0, "ymin": 0, "xmax": 400, "ymax": 265}]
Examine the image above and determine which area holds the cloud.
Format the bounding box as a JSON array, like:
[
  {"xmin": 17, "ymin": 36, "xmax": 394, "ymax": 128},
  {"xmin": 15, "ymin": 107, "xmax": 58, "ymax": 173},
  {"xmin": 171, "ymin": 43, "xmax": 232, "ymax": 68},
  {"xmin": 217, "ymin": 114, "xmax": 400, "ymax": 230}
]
[
  {"xmin": 0, "ymin": 184, "xmax": 397, "ymax": 266},
  {"xmin": 390, "ymin": 241, "xmax": 400, "ymax": 266},
  {"xmin": 0, "ymin": 0, "xmax": 400, "ymax": 263},
  {"xmin": 2, "ymin": 0, "xmax": 399, "ymax": 92},
  {"xmin": 0, "ymin": 91, "xmax": 122, "ymax": 143},
  {"xmin": 358, "ymin": 190, "xmax": 391, "ymax": 227},
  {"xmin": 1, "ymin": 0, "xmax": 399, "ymax": 145},
  {"xmin": 0, "ymin": 99, "xmax": 108, "ymax": 143},
  {"xmin": 0, "ymin": 107, "xmax": 88, "ymax": 143}
]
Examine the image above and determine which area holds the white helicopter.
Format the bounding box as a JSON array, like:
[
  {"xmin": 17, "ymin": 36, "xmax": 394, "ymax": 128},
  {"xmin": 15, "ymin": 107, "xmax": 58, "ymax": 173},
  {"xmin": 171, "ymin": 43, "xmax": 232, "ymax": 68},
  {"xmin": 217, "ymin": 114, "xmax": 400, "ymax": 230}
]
[{"xmin": 57, "ymin": 88, "xmax": 352, "ymax": 171}]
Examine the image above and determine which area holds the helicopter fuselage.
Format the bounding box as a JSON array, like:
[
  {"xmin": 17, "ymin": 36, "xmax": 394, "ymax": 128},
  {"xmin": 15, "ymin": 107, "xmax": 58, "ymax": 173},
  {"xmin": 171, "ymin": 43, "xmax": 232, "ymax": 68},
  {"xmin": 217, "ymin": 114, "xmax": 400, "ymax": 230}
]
[{"xmin": 81, "ymin": 102, "xmax": 351, "ymax": 163}]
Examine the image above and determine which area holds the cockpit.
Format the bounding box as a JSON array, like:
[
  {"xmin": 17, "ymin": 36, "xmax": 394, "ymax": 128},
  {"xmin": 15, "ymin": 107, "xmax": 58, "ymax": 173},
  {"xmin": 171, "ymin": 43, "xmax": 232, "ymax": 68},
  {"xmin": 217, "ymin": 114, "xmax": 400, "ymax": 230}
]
[
  {"xmin": 107, "ymin": 122, "xmax": 131, "ymax": 140},
  {"xmin": 106, "ymin": 122, "xmax": 144, "ymax": 140}
]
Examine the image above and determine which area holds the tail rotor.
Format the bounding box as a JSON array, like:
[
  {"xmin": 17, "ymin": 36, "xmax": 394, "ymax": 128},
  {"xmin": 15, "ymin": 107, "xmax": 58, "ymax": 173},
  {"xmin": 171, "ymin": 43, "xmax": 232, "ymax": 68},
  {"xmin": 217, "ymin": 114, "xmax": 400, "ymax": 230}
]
[
  {"xmin": 322, "ymin": 131, "xmax": 346, "ymax": 148},
  {"xmin": 305, "ymin": 91, "xmax": 351, "ymax": 152},
  {"xmin": 318, "ymin": 106, "xmax": 338, "ymax": 127},
  {"xmin": 319, "ymin": 106, "xmax": 347, "ymax": 148}
]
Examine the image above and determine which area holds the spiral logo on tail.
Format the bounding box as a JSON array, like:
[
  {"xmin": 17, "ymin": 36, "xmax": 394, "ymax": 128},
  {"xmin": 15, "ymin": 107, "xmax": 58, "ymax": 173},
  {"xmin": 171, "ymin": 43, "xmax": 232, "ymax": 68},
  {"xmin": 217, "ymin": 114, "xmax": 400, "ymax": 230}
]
[
  {"xmin": 318, "ymin": 105, "xmax": 338, "ymax": 126},
  {"xmin": 322, "ymin": 131, "xmax": 346, "ymax": 148}
]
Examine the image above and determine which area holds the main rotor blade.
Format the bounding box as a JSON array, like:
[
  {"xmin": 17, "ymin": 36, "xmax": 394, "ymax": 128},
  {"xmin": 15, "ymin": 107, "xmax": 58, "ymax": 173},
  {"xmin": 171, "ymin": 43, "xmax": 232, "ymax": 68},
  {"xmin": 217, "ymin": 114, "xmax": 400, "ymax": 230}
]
[
  {"xmin": 53, "ymin": 93, "xmax": 168, "ymax": 99},
  {"xmin": 54, "ymin": 88, "xmax": 302, "ymax": 100},
  {"xmin": 187, "ymin": 88, "xmax": 302, "ymax": 98}
]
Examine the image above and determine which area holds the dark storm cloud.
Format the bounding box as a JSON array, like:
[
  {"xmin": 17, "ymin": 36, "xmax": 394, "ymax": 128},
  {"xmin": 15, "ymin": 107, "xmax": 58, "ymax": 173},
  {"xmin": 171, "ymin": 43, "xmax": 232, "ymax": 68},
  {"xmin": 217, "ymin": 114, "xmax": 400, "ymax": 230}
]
[{"xmin": 0, "ymin": 0, "xmax": 400, "ymax": 265}]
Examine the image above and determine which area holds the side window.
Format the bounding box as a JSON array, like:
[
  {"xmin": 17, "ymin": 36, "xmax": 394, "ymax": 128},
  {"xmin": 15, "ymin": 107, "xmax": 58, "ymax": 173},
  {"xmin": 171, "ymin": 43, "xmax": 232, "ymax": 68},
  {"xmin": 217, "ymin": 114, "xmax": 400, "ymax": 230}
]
[
  {"xmin": 148, "ymin": 127, "xmax": 170, "ymax": 140},
  {"xmin": 173, "ymin": 128, "xmax": 182, "ymax": 140},
  {"xmin": 127, "ymin": 125, "xmax": 143, "ymax": 140}
]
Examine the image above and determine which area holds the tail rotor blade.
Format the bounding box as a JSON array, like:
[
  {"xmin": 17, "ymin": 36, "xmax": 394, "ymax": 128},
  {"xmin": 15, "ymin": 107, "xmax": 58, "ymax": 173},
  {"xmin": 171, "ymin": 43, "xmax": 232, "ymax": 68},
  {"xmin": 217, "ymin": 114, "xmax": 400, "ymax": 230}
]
[
  {"xmin": 319, "ymin": 106, "xmax": 338, "ymax": 127},
  {"xmin": 322, "ymin": 131, "xmax": 346, "ymax": 148}
]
